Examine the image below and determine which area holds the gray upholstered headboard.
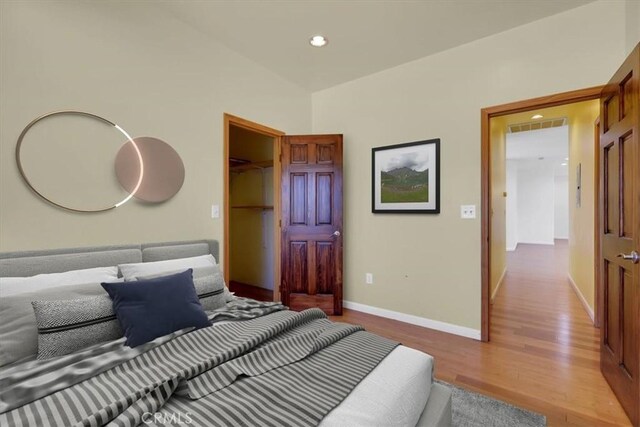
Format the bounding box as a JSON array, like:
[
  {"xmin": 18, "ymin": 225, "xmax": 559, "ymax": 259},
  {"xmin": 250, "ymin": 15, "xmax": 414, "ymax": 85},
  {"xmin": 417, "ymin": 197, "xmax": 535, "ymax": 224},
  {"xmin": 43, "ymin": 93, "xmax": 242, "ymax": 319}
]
[{"xmin": 0, "ymin": 240, "xmax": 220, "ymax": 278}]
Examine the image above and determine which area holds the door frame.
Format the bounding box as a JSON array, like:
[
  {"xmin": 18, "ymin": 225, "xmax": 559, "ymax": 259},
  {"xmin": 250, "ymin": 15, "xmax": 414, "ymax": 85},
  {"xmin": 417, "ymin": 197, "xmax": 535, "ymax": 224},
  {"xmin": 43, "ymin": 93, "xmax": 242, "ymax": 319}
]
[
  {"xmin": 223, "ymin": 113, "xmax": 285, "ymax": 301},
  {"xmin": 480, "ymin": 85, "xmax": 605, "ymax": 342}
]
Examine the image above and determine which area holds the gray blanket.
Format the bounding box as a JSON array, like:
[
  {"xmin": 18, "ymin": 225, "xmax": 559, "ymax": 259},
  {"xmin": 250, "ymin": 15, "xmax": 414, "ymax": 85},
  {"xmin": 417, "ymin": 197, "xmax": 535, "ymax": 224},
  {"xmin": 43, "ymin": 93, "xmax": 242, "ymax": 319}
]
[{"xmin": 0, "ymin": 300, "xmax": 398, "ymax": 427}]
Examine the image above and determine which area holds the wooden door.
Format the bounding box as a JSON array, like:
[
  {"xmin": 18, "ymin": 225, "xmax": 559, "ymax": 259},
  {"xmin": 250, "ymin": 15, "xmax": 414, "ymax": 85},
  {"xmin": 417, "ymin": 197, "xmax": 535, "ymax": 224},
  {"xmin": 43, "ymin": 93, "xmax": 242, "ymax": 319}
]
[
  {"xmin": 281, "ymin": 135, "xmax": 343, "ymax": 315},
  {"xmin": 599, "ymin": 43, "xmax": 639, "ymax": 426}
]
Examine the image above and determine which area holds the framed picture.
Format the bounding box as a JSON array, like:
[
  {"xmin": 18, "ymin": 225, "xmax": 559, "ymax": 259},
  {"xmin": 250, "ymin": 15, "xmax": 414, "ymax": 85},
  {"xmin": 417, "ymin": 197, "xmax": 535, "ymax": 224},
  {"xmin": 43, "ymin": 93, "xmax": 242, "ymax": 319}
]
[{"xmin": 372, "ymin": 138, "xmax": 440, "ymax": 213}]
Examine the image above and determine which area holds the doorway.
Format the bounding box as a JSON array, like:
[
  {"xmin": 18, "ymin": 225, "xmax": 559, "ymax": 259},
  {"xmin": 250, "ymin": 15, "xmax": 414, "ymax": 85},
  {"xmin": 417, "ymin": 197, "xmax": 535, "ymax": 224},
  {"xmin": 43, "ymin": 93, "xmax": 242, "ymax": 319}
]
[
  {"xmin": 223, "ymin": 114, "xmax": 284, "ymax": 301},
  {"xmin": 480, "ymin": 86, "xmax": 604, "ymax": 342},
  {"xmin": 482, "ymin": 46, "xmax": 640, "ymax": 426},
  {"xmin": 223, "ymin": 115, "xmax": 345, "ymax": 314}
]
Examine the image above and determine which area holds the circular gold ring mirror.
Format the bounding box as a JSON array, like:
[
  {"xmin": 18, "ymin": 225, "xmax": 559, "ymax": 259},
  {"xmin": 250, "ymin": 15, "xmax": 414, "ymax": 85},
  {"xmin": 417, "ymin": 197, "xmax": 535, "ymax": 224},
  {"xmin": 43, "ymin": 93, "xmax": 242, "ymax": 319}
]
[{"xmin": 15, "ymin": 111, "xmax": 144, "ymax": 213}]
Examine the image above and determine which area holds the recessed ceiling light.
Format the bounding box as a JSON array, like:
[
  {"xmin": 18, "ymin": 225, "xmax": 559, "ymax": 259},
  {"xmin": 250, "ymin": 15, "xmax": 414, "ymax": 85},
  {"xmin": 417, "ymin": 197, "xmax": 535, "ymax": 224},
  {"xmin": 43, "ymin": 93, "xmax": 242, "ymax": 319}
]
[
  {"xmin": 309, "ymin": 35, "xmax": 328, "ymax": 47},
  {"xmin": 531, "ymin": 114, "xmax": 543, "ymax": 119},
  {"xmin": 561, "ymin": 162, "xmax": 568, "ymax": 166},
  {"xmin": 564, "ymin": 157, "xmax": 569, "ymax": 160}
]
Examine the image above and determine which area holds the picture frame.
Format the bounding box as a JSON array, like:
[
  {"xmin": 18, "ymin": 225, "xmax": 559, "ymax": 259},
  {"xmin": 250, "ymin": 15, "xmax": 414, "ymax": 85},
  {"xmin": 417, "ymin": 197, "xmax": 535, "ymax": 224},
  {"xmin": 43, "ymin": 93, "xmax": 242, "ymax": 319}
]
[{"xmin": 371, "ymin": 138, "xmax": 440, "ymax": 214}]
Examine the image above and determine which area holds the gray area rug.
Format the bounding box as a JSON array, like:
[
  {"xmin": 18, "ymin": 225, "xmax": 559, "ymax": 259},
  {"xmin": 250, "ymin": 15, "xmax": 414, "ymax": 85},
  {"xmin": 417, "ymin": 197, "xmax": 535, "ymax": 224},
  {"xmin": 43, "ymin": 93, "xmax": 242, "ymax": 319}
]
[{"xmin": 436, "ymin": 381, "xmax": 546, "ymax": 427}]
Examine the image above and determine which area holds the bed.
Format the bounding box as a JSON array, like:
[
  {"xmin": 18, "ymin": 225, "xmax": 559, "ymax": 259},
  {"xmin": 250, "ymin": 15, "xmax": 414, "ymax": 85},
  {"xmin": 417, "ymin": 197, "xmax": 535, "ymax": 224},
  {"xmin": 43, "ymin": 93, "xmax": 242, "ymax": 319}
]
[{"xmin": 0, "ymin": 239, "xmax": 451, "ymax": 426}]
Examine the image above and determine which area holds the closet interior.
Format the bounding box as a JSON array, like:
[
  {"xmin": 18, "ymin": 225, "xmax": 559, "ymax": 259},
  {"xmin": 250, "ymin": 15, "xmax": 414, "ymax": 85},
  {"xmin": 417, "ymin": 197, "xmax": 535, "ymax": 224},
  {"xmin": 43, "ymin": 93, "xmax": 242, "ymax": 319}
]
[{"xmin": 227, "ymin": 124, "xmax": 275, "ymax": 301}]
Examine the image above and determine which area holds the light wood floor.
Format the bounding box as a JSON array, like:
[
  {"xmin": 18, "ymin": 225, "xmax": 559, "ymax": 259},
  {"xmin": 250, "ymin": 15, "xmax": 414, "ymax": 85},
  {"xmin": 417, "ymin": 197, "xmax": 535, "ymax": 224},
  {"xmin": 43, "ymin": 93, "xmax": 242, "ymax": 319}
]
[{"xmin": 330, "ymin": 241, "xmax": 632, "ymax": 426}]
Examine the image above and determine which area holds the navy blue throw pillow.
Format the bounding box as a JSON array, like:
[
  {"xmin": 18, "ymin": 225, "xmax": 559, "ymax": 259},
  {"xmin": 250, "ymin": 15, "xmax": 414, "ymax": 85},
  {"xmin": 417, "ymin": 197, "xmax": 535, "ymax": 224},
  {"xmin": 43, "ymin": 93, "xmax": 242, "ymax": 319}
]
[{"xmin": 101, "ymin": 269, "xmax": 211, "ymax": 347}]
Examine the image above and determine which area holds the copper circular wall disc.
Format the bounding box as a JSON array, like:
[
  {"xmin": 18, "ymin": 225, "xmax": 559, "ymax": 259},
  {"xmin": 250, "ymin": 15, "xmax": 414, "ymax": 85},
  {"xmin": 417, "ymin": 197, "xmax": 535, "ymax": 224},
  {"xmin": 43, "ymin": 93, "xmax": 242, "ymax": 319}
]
[{"xmin": 115, "ymin": 137, "xmax": 185, "ymax": 203}]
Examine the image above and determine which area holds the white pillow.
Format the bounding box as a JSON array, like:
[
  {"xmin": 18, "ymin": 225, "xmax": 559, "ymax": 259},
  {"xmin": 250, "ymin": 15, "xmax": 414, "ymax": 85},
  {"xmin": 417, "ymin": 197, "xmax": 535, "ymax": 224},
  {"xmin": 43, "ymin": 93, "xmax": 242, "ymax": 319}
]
[
  {"xmin": 0, "ymin": 266, "xmax": 119, "ymax": 298},
  {"xmin": 118, "ymin": 254, "xmax": 217, "ymax": 281}
]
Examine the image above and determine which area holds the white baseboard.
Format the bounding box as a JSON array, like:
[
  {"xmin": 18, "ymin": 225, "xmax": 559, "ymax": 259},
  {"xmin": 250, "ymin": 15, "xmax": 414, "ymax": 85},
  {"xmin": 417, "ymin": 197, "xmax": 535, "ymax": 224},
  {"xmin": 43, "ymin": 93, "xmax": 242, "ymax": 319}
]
[
  {"xmin": 343, "ymin": 300, "xmax": 481, "ymax": 341},
  {"xmin": 506, "ymin": 244, "xmax": 518, "ymax": 252},
  {"xmin": 491, "ymin": 268, "xmax": 507, "ymax": 304},
  {"xmin": 517, "ymin": 240, "xmax": 555, "ymax": 245},
  {"xmin": 567, "ymin": 274, "xmax": 595, "ymax": 324}
]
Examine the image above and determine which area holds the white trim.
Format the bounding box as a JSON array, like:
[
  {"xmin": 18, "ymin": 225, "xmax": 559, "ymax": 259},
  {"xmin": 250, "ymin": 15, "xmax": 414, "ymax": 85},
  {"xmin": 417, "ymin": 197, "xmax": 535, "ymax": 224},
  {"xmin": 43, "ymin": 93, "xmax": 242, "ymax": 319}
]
[
  {"xmin": 516, "ymin": 240, "xmax": 555, "ymax": 245},
  {"xmin": 491, "ymin": 267, "xmax": 507, "ymax": 304},
  {"xmin": 343, "ymin": 300, "xmax": 481, "ymax": 341},
  {"xmin": 506, "ymin": 243, "xmax": 518, "ymax": 252},
  {"xmin": 567, "ymin": 274, "xmax": 595, "ymax": 324}
]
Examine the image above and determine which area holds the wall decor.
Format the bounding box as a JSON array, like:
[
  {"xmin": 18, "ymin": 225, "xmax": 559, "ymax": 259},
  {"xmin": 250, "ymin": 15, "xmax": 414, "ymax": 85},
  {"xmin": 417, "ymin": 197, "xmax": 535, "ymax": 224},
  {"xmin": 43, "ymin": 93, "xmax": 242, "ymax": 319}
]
[
  {"xmin": 115, "ymin": 137, "xmax": 184, "ymax": 203},
  {"xmin": 15, "ymin": 110, "xmax": 143, "ymax": 213},
  {"xmin": 372, "ymin": 138, "xmax": 440, "ymax": 213},
  {"xmin": 15, "ymin": 110, "xmax": 184, "ymax": 212}
]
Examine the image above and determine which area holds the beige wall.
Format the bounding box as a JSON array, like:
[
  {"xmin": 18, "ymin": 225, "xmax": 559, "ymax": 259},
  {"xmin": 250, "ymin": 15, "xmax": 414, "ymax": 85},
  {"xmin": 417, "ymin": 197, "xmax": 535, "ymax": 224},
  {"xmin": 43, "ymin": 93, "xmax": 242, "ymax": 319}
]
[
  {"xmin": 0, "ymin": 1, "xmax": 310, "ymax": 255},
  {"xmin": 626, "ymin": 0, "xmax": 640, "ymax": 55},
  {"xmin": 490, "ymin": 117, "xmax": 507, "ymax": 301},
  {"xmin": 311, "ymin": 1, "xmax": 626, "ymax": 332},
  {"xmin": 568, "ymin": 100, "xmax": 600, "ymax": 312}
]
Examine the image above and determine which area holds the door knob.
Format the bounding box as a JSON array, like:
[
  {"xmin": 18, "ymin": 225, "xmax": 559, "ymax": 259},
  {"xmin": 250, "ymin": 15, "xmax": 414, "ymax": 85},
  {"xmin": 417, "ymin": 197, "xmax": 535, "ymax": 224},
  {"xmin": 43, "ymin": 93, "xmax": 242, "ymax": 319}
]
[
  {"xmin": 617, "ymin": 251, "xmax": 639, "ymax": 264},
  {"xmin": 333, "ymin": 231, "xmax": 341, "ymax": 237}
]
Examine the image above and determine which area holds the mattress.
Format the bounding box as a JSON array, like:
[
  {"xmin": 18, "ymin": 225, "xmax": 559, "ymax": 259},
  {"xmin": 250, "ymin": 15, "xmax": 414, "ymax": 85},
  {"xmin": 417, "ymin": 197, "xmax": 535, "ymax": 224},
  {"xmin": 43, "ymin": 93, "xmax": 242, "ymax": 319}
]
[{"xmin": 322, "ymin": 346, "xmax": 433, "ymax": 427}]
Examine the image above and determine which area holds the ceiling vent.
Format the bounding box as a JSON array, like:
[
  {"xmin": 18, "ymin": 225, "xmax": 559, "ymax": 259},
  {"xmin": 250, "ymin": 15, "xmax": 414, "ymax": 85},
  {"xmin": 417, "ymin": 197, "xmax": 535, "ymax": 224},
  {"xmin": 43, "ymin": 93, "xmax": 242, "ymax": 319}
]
[{"xmin": 508, "ymin": 117, "xmax": 567, "ymax": 133}]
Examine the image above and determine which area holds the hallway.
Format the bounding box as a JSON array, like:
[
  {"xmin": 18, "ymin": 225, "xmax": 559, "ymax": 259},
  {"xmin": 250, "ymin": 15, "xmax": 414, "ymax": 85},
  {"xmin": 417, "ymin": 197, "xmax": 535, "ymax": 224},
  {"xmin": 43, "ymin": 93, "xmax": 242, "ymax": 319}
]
[
  {"xmin": 332, "ymin": 241, "xmax": 632, "ymax": 426},
  {"xmin": 491, "ymin": 241, "xmax": 630, "ymax": 425}
]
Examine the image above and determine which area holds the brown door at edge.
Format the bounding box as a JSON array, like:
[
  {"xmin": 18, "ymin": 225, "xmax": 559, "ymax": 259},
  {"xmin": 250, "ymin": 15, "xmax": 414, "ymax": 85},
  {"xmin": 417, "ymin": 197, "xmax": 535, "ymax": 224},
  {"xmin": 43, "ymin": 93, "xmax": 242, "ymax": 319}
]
[
  {"xmin": 599, "ymin": 43, "xmax": 639, "ymax": 426},
  {"xmin": 281, "ymin": 135, "xmax": 343, "ymax": 315}
]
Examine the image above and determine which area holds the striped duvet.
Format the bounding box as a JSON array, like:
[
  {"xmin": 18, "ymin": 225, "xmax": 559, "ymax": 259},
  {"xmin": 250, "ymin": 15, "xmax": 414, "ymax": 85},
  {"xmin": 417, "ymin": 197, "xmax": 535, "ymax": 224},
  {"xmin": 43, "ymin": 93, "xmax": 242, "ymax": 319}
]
[{"xmin": 0, "ymin": 300, "xmax": 398, "ymax": 426}]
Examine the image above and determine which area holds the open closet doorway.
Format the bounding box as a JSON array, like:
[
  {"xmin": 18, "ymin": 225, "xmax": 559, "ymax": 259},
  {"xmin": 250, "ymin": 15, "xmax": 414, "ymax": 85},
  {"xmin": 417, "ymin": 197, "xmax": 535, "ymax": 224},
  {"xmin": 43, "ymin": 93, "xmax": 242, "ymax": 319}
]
[{"xmin": 223, "ymin": 114, "xmax": 284, "ymax": 302}]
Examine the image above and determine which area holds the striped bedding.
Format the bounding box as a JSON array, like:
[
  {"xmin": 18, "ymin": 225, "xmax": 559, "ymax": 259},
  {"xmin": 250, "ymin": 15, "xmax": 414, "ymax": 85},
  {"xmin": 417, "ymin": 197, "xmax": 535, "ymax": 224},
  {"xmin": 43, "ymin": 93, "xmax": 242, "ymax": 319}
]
[{"xmin": 0, "ymin": 299, "xmax": 398, "ymax": 426}]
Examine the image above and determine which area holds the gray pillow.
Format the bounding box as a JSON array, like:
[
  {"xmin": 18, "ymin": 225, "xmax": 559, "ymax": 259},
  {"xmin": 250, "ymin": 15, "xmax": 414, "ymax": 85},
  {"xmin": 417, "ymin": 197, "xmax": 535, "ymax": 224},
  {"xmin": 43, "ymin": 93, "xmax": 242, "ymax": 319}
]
[
  {"xmin": 193, "ymin": 275, "xmax": 226, "ymax": 311},
  {"xmin": 0, "ymin": 282, "xmax": 108, "ymax": 367},
  {"xmin": 135, "ymin": 265, "xmax": 232, "ymax": 309},
  {"xmin": 31, "ymin": 295, "xmax": 122, "ymax": 360}
]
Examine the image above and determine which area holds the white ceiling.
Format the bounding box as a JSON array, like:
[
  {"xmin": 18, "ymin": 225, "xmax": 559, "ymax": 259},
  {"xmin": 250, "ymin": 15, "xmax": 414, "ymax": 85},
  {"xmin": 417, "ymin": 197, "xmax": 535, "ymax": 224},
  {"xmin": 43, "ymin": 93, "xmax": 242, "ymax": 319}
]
[
  {"xmin": 507, "ymin": 126, "xmax": 569, "ymax": 161},
  {"xmin": 507, "ymin": 126, "xmax": 569, "ymax": 176},
  {"xmin": 158, "ymin": 0, "xmax": 595, "ymax": 91}
]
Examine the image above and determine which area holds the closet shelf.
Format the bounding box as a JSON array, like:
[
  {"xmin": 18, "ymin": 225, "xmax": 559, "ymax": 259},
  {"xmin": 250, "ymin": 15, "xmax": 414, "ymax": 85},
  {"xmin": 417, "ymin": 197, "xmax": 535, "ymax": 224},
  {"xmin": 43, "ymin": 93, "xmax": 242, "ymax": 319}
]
[
  {"xmin": 231, "ymin": 205, "xmax": 274, "ymax": 210},
  {"xmin": 229, "ymin": 159, "xmax": 273, "ymax": 173}
]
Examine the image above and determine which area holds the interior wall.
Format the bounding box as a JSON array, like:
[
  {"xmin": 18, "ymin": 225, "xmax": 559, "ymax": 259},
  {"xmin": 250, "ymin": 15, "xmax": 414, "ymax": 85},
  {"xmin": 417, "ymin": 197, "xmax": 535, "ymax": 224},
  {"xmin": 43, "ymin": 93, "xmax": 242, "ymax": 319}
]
[
  {"xmin": 505, "ymin": 160, "xmax": 568, "ymax": 246},
  {"xmin": 311, "ymin": 0, "xmax": 626, "ymax": 332},
  {"xmin": 0, "ymin": 1, "xmax": 310, "ymax": 254},
  {"xmin": 517, "ymin": 161, "xmax": 556, "ymax": 245},
  {"xmin": 626, "ymin": 0, "xmax": 640, "ymax": 55},
  {"xmin": 568, "ymin": 101, "xmax": 600, "ymax": 312},
  {"xmin": 506, "ymin": 160, "xmax": 518, "ymax": 251},
  {"xmin": 554, "ymin": 175, "xmax": 569, "ymax": 239},
  {"xmin": 229, "ymin": 170, "xmax": 275, "ymax": 290},
  {"xmin": 489, "ymin": 117, "xmax": 507, "ymax": 300}
]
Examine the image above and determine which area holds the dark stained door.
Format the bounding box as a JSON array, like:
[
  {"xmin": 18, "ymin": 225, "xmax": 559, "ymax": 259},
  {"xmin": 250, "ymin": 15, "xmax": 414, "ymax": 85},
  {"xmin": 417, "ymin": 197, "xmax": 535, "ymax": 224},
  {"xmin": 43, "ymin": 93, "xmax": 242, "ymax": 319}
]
[
  {"xmin": 281, "ymin": 135, "xmax": 343, "ymax": 315},
  {"xmin": 599, "ymin": 43, "xmax": 639, "ymax": 426}
]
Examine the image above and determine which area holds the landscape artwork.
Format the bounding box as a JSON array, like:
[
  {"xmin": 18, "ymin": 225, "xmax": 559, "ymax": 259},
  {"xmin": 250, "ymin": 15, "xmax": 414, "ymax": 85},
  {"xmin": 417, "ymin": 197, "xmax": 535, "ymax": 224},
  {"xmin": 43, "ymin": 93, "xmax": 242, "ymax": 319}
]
[
  {"xmin": 380, "ymin": 152, "xmax": 429, "ymax": 203},
  {"xmin": 372, "ymin": 139, "xmax": 440, "ymax": 213}
]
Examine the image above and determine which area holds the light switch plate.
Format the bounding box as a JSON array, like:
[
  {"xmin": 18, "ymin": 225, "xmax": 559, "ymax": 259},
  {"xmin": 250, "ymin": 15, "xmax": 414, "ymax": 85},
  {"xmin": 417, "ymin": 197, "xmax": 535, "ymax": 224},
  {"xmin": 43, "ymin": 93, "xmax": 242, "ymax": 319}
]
[
  {"xmin": 461, "ymin": 205, "xmax": 476, "ymax": 219},
  {"xmin": 211, "ymin": 204, "xmax": 220, "ymax": 218}
]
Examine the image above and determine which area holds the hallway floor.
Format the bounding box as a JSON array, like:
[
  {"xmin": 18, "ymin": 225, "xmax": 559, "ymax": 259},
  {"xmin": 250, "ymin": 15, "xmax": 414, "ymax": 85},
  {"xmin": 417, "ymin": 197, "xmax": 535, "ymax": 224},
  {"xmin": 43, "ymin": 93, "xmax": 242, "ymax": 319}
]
[{"xmin": 331, "ymin": 241, "xmax": 632, "ymax": 426}]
